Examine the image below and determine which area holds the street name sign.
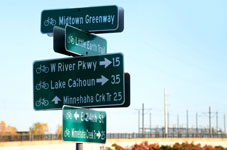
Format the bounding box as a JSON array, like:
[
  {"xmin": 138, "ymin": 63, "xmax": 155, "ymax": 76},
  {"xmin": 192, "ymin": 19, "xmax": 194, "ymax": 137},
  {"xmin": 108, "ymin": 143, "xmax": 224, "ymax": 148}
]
[
  {"xmin": 53, "ymin": 26, "xmax": 107, "ymax": 56},
  {"xmin": 66, "ymin": 26, "xmax": 107, "ymax": 56},
  {"xmin": 33, "ymin": 53, "xmax": 125, "ymax": 110},
  {"xmin": 63, "ymin": 105, "xmax": 106, "ymax": 143},
  {"xmin": 41, "ymin": 5, "xmax": 124, "ymax": 34}
]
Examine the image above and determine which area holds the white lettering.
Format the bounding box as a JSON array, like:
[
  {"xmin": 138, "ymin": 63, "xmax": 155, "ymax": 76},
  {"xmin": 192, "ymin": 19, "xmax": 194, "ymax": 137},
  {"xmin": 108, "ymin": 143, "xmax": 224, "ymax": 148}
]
[
  {"xmin": 50, "ymin": 63, "xmax": 56, "ymax": 72},
  {"xmin": 68, "ymin": 78, "xmax": 96, "ymax": 88},
  {"xmin": 57, "ymin": 62, "xmax": 76, "ymax": 72},
  {"xmin": 50, "ymin": 80, "xmax": 66, "ymax": 89},
  {"xmin": 63, "ymin": 95, "xmax": 94, "ymax": 104},
  {"xmin": 77, "ymin": 61, "xmax": 97, "ymax": 71},
  {"xmin": 59, "ymin": 16, "xmax": 83, "ymax": 25},
  {"xmin": 84, "ymin": 15, "xmax": 115, "ymax": 25}
]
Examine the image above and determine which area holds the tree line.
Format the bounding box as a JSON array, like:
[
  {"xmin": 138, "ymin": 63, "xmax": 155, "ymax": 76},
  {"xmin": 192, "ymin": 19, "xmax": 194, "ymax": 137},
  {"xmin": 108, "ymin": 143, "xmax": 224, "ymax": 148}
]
[{"xmin": 0, "ymin": 121, "xmax": 62, "ymax": 135}]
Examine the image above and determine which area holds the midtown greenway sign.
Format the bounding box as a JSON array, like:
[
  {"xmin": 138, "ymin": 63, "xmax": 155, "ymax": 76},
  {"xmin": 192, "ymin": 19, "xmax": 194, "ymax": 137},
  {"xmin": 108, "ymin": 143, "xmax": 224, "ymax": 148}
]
[
  {"xmin": 63, "ymin": 106, "xmax": 106, "ymax": 143},
  {"xmin": 41, "ymin": 5, "xmax": 124, "ymax": 34},
  {"xmin": 33, "ymin": 53, "xmax": 124, "ymax": 110}
]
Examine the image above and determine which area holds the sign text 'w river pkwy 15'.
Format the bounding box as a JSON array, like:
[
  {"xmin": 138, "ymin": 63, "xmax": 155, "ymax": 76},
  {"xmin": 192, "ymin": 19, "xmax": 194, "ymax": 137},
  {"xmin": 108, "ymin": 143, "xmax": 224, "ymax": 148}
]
[
  {"xmin": 33, "ymin": 53, "xmax": 125, "ymax": 110},
  {"xmin": 41, "ymin": 5, "xmax": 124, "ymax": 34},
  {"xmin": 63, "ymin": 106, "xmax": 106, "ymax": 143}
]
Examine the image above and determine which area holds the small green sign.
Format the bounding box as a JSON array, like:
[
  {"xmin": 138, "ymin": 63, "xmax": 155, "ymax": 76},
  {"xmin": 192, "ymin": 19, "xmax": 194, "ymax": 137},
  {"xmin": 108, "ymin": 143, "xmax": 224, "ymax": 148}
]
[
  {"xmin": 33, "ymin": 53, "xmax": 124, "ymax": 110},
  {"xmin": 65, "ymin": 25, "xmax": 107, "ymax": 56},
  {"xmin": 41, "ymin": 5, "xmax": 124, "ymax": 34},
  {"xmin": 63, "ymin": 105, "xmax": 106, "ymax": 143}
]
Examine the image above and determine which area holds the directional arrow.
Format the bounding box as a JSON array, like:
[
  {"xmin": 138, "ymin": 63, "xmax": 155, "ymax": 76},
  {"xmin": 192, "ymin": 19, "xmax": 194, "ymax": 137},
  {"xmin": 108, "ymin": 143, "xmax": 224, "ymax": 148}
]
[
  {"xmin": 96, "ymin": 75, "xmax": 109, "ymax": 86},
  {"xmin": 52, "ymin": 96, "xmax": 61, "ymax": 104},
  {"xmin": 99, "ymin": 58, "xmax": 112, "ymax": 68},
  {"xmin": 74, "ymin": 112, "xmax": 80, "ymax": 120},
  {"xmin": 96, "ymin": 131, "xmax": 101, "ymax": 139}
]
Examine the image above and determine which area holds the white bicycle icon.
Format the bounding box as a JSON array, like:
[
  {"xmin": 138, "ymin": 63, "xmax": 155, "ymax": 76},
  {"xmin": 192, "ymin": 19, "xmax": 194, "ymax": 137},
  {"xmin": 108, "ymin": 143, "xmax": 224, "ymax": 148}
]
[
  {"xmin": 65, "ymin": 112, "xmax": 73, "ymax": 120},
  {"xmin": 36, "ymin": 65, "xmax": 49, "ymax": 74},
  {"xmin": 36, "ymin": 81, "xmax": 49, "ymax": 90},
  {"xmin": 35, "ymin": 98, "xmax": 49, "ymax": 107},
  {"xmin": 44, "ymin": 17, "xmax": 56, "ymax": 26},
  {"xmin": 67, "ymin": 34, "xmax": 75, "ymax": 45},
  {"xmin": 64, "ymin": 129, "xmax": 70, "ymax": 137}
]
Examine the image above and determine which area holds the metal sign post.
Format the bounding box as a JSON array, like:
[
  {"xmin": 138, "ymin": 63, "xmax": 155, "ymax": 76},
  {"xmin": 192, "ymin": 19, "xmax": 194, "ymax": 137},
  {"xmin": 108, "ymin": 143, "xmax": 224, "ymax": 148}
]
[{"xmin": 76, "ymin": 143, "xmax": 83, "ymax": 150}]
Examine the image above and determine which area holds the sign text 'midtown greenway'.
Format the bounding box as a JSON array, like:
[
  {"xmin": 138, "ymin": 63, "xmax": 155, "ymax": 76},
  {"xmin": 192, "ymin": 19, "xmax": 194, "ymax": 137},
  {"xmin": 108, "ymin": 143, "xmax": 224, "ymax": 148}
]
[
  {"xmin": 59, "ymin": 14, "xmax": 115, "ymax": 26},
  {"xmin": 33, "ymin": 53, "xmax": 124, "ymax": 110},
  {"xmin": 41, "ymin": 5, "xmax": 123, "ymax": 34}
]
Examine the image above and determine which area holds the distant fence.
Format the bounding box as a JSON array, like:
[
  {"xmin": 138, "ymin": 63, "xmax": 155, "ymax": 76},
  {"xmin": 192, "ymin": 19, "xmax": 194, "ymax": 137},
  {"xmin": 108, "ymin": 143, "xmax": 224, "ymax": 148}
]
[
  {"xmin": 107, "ymin": 133, "xmax": 227, "ymax": 139},
  {"xmin": 0, "ymin": 134, "xmax": 62, "ymax": 142},
  {"xmin": 0, "ymin": 133, "xmax": 227, "ymax": 142}
]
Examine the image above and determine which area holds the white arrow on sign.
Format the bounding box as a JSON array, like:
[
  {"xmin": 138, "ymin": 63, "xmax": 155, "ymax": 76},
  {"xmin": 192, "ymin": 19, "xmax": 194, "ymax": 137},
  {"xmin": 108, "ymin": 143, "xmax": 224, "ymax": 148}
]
[
  {"xmin": 74, "ymin": 112, "xmax": 80, "ymax": 120},
  {"xmin": 99, "ymin": 58, "xmax": 112, "ymax": 68},
  {"xmin": 96, "ymin": 131, "xmax": 101, "ymax": 139},
  {"xmin": 52, "ymin": 96, "xmax": 61, "ymax": 104},
  {"xmin": 96, "ymin": 75, "xmax": 109, "ymax": 86}
]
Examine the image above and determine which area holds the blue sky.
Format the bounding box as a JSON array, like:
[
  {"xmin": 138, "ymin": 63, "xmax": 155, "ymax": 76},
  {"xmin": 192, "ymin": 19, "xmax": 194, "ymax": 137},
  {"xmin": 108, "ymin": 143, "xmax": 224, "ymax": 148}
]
[{"xmin": 0, "ymin": 0, "xmax": 227, "ymax": 133}]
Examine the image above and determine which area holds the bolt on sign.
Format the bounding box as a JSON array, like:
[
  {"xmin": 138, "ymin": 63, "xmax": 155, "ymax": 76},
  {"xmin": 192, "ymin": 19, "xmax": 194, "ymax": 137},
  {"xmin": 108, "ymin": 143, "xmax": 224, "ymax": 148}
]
[
  {"xmin": 41, "ymin": 5, "xmax": 124, "ymax": 34},
  {"xmin": 33, "ymin": 53, "xmax": 125, "ymax": 110},
  {"xmin": 63, "ymin": 105, "xmax": 106, "ymax": 143}
]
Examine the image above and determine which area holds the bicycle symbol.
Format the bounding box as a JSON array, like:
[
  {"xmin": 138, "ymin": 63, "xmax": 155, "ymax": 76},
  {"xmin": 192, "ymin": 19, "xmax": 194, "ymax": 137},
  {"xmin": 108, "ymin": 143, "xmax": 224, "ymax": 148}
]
[
  {"xmin": 64, "ymin": 129, "xmax": 70, "ymax": 137},
  {"xmin": 67, "ymin": 34, "xmax": 75, "ymax": 45},
  {"xmin": 44, "ymin": 17, "xmax": 56, "ymax": 27},
  {"xmin": 35, "ymin": 98, "xmax": 49, "ymax": 107},
  {"xmin": 36, "ymin": 65, "xmax": 49, "ymax": 74},
  {"xmin": 36, "ymin": 81, "xmax": 49, "ymax": 90},
  {"xmin": 65, "ymin": 112, "xmax": 73, "ymax": 120}
]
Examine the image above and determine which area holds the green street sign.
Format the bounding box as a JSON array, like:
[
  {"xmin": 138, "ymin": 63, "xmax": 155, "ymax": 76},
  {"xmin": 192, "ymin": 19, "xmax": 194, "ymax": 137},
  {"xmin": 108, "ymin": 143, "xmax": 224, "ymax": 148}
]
[
  {"xmin": 41, "ymin": 5, "xmax": 124, "ymax": 34},
  {"xmin": 63, "ymin": 105, "xmax": 106, "ymax": 143},
  {"xmin": 33, "ymin": 53, "xmax": 125, "ymax": 110},
  {"xmin": 66, "ymin": 26, "xmax": 107, "ymax": 56},
  {"xmin": 53, "ymin": 26, "xmax": 107, "ymax": 56}
]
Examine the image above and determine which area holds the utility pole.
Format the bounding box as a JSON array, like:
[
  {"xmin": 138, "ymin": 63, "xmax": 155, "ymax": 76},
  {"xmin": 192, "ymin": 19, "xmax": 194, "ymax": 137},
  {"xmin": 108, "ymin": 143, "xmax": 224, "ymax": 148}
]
[
  {"xmin": 196, "ymin": 112, "xmax": 198, "ymax": 135},
  {"xmin": 209, "ymin": 106, "xmax": 212, "ymax": 137},
  {"xmin": 142, "ymin": 103, "xmax": 145, "ymax": 136},
  {"xmin": 149, "ymin": 112, "xmax": 152, "ymax": 133},
  {"xmin": 216, "ymin": 112, "xmax": 218, "ymax": 134},
  {"xmin": 138, "ymin": 110, "xmax": 140, "ymax": 133},
  {"xmin": 224, "ymin": 114, "xmax": 226, "ymax": 134},
  {"xmin": 216, "ymin": 112, "xmax": 218, "ymax": 132},
  {"xmin": 164, "ymin": 88, "xmax": 168, "ymax": 137},
  {"xmin": 177, "ymin": 114, "xmax": 179, "ymax": 134},
  {"xmin": 186, "ymin": 110, "xmax": 189, "ymax": 136},
  {"xmin": 168, "ymin": 112, "xmax": 170, "ymax": 130}
]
